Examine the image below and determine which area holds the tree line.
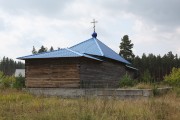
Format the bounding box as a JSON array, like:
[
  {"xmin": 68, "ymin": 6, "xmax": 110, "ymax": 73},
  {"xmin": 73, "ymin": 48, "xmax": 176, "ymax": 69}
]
[
  {"xmin": 132, "ymin": 52, "xmax": 180, "ymax": 82},
  {"xmin": 32, "ymin": 45, "xmax": 54, "ymax": 54},
  {"xmin": 0, "ymin": 57, "xmax": 25, "ymax": 76},
  {"xmin": 119, "ymin": 35, "xmax": 180, "ymax": 82}
]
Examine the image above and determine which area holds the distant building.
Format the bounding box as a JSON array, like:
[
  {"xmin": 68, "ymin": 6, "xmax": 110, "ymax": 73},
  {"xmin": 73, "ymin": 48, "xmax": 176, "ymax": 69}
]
[
  {"xmin": 17, "ymin": 32, "xmax": 136, "ymax": 88},
  {"xmin": 15, "ymin": 69, "xmax": 25, "ymax": 77}
]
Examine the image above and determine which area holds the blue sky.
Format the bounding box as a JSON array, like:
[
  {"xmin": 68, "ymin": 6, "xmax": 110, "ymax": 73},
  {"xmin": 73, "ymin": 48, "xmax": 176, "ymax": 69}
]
[{"xmin": 0, "ymin": 0, "xmax": 180, "ymax": 60}]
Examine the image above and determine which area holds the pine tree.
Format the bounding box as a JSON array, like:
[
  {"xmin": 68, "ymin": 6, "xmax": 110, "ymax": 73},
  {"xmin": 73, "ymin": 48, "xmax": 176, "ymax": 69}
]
[
  {"xmin": 0, "ymin": 56, "xmax": 25, "ymax": 75},
  {"xmin": 38, "ymin": 45, "xmax": 47, "ymax": 53},
  {"xmin": 32, "ymin": 46, "xmax": 37, "ymax": 54},
  {"xmin": 50, "ymin": 46, "xmax": 54, "ymax": 51},
  {"xmin": 119, "ymin": 35, "xmax": 134, "ymax": 61}
]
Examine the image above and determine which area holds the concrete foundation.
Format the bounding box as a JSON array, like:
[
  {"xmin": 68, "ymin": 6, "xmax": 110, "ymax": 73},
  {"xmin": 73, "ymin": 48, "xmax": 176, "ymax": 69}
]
[{"xmin": 23, "ymin": 87, "xmax": 172, "ymax": 99}]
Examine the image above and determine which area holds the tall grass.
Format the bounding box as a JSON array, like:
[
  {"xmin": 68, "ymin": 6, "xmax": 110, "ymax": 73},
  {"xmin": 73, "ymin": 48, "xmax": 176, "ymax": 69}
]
[{"xmin": 0, "ymin": 89, "xmax": 179, "ymax": 120}]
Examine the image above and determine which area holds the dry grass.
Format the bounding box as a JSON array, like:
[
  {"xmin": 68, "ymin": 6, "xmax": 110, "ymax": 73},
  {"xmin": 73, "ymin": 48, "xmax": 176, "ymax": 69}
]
[
  {"xmin": 0, "ymin": 89, "xmax": 179, "ymax": 120},
  {"xmin": 132, "ymin": 83, "xmax": 169, "ymax": 89}
]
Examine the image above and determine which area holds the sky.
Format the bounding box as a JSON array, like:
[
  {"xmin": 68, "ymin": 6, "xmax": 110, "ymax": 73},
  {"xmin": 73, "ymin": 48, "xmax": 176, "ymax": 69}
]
[{"xmin": 0, "ymin": 0, "xmax": 180, "ymax": 61}]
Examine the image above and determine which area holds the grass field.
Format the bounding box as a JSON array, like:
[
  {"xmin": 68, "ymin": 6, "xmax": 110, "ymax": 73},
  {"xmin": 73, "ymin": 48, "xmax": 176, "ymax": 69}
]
[{"xmin": 0, "ymin": 88, "xmax": 179, "ymax": 120}]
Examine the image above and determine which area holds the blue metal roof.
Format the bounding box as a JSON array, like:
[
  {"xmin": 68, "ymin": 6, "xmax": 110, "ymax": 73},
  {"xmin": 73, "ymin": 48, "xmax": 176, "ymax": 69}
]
[
  {"xmin": 17, "ymin": 48, "xmax": 102, "ymax": 61},
  {"xmin": 70, "ymin": 38, "xmax": 103, "ymax": 56},
  {"xmin": 17, "ymin": 48, "xmax": 79, "ymax": 59},
  {"xmin": 95, "ymin": 38, "xmax": 130, "ymax": 64},
  {"xmin": 17, "ymin": 37, "xmax": 130, "ymax": 64},
  {"xmin": 70, "ymin": 38, "xmax": 130, "ymax": 64}
]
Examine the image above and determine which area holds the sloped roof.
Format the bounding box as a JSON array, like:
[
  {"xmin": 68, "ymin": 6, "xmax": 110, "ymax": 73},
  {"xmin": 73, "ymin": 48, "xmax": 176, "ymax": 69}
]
[
  {"xmin": 17, "ymin": 37, "xmax": 130, "ymax": 64},
  {"xmin": 17, "ymin": 48, "xmax": 102, "ymax": 61},
  {"xmin": 70, "ymin": 38, "xmax": 130, "ymax": 64}
]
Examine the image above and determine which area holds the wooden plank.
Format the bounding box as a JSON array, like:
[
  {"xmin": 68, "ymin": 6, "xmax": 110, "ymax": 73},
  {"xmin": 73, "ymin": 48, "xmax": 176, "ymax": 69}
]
[
  {"xmin": 26, "ymin": 77, "xmax": 80, "ymax": 81},
  {"xmin": 79, "ymin": 60, "xmax": 127, "ymax": 88},
  {"xmin": 25, "ymin": 59, "xmax": 80, "ymax": 88},
  {"xmin": 26, "ymin": 82, "xmax": 80, "ymax": 88}
]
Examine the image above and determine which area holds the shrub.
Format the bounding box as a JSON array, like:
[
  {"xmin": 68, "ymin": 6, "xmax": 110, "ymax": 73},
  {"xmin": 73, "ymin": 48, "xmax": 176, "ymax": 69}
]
[
  {"xmin": 13, "ymin": 74, "xmax": 25, "ymax": 89},
  {"xmin": 0, "ymin": 71, "xmax": 15, "ymax": 88},
  {"xmin": 164, "ymin": 67, "xmax": 180, "ymax": 87},
  {"xmin": 0, "ymin": 71, "xmax": 4, "ymax": 88},
  {"xmin": 140, "ymin": 69, "xmax": 153, "ymax": 83},
  {"xmin": 152, "ymin": 84, "xmax": 160, "ymax": 96},
  {"xmin": 119, "ymin": 73, "xmax": 135, "ymax": 87}
]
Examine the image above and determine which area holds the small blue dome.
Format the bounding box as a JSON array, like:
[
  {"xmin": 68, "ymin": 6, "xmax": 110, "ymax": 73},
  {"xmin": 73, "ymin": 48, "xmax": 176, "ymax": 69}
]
[{"xmin": 92, "ymin": 32, "xmax": 97, "ymax": 38}]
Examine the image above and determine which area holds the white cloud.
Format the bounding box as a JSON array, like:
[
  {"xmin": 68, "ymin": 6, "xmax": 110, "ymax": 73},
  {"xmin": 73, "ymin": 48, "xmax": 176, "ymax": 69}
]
[{"xmin": 0, "ymin": 0, "xmax": 180, "ymax": 60}]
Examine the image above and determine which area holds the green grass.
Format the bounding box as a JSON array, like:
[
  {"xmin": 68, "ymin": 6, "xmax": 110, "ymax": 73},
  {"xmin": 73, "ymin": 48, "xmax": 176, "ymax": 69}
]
[{"xmin": 0, "ymin": 89, "xmax": 179, "ymax": 120}]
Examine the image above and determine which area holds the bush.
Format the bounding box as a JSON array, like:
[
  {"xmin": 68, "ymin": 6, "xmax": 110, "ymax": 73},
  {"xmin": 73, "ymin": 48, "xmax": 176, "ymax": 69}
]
[
  {"xmin": 0, "ymin": 71, "xmax": 25, "ymax": 89},
  {"xmin": 0, "ymin": 71, "xmax": 15, "ymax": 88},
  {"xmin": 164, "ymin": 67, "xmax": 180, "ymax": 87},
  {"xmin": 140, "ymin": 69, "xmax": 153, "ymax": 83},
  {"xmin": 13, "ymin": 74, "xmax": 25, "ymax": 89},
  {"xmin": 119, "ymin": 73, "xmax": 135, "ymax": 87}
]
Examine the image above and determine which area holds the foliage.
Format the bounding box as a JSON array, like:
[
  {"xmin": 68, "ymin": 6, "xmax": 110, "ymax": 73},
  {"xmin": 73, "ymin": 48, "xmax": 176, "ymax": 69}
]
[
  {"xmin": 38, "ymin": 45, "xmax": 48, "ymax": 53},
  {"xmin": 0, "ymin": 89, "xmax": 179, "ymax": 120},
  {"xmin": 164, "ymin": 67, "xmax": 180, "ymax": 87},
  {"xmin": 0, "ymin": 56, "xmax": 24, "ymax": 76},
  {"xmin": 0, "ymin": 71, "xmax": 25, "ymax": 89},
  {"xmin": 132, "ymin": 51, "xmax": 180, "ymax": 82},
  {"xmin": 119, "ymin": 35, "xmax": 134, "ymax": 61},
  {"xmin": 50, "ymin": 46, "xmax": 54, "ymax": 51},
  {"xmin": 32, "ymin": 46, "xmax": 37, "ymax": 54},
  {"xmin": 32, "ymin": 46, "xmax": 55, "ymax": 54},
  {"xmin": 0, "ymin": 71, "xmax": 15, "ymax": 89},
  {"xmin": 152, "ymin": 84, "xmax": 160, "ymax": 96},
  {"xmin": 140, "ymin": 69, "xmax": 153, "ymax": 83},
  {"xmin": 13, "ymin": 75, "xmax": 25, "ymax": 89},
  {"xmin": 0, "ymin": 71, "xmax": 4, "ymax": 88},
  {"xmin": 119, "ymin": 73, "xmax": 136, "ymax": 87}
]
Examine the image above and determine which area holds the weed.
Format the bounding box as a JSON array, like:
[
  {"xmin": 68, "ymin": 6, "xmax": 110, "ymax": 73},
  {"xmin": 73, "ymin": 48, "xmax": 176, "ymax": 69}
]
[{"xmin": 0, "ymin": 89, "xmax": 179, "ymax": 120}]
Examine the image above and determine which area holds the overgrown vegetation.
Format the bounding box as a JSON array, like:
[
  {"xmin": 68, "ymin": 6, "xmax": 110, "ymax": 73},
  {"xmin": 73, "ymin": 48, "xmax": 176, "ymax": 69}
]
[
  {"xmin": 0, "ymin": 71, "xmax": 25, "ymax": 89},
  {"xmin": 119, "ymin": 73, "xmax": 136, "ymax": 87},
  {"xmin": 139, "ymin": 69, "xmax": 154, "ymax": 83},
  {"xmin": 164, "ymin": 67, "xmax": 180, "ymax": 87},
  {"xmin": 13, "ymin": 74, "xmax": 25, "ymax": 89},
  {"xmin": 0, "ymin": 89, "xmax": 179, "ymax": 120},
  {"xmin": 132, "ymin": 51, "xmax": 180, "ymax": 82},
  {"xmin": 0, "ymin": 71, "xmax": 15, "ymax": 88}
]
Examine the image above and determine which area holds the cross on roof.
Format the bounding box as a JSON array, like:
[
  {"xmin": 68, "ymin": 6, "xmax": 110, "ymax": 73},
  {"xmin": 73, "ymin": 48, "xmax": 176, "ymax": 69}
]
[{"xmin": 91, "ymin": 19, "xmax": 98, "ymax": 32}]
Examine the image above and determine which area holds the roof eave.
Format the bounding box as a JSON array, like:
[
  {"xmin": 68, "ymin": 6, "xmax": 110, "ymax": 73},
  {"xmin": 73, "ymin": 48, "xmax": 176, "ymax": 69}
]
[
  {"xmin": 126, "ymin": 65, "xmax": 138, "ymax": 71},
  {"xmin": 17, "ymin": 56, "xmax": 103, "ymax": 62}
]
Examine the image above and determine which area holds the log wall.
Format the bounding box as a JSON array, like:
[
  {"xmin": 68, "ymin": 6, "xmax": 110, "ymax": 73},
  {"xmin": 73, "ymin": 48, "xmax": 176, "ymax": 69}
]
[
  {"xmin": 25, "ymin": 57, "xmax": 132, "ymax": 88},
  {"xmin": 25, "ymin": 58, "xmax": 80, "ymax": 88},
  {"xmin": 79, "ymin": 58, "xmax": 127, "ymax": 88}
]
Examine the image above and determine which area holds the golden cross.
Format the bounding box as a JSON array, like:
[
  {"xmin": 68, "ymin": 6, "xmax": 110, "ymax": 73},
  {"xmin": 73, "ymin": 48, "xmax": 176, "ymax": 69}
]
[{"xmin": 91, "ymin": 19, "xmax": 98, "ymax": 32}]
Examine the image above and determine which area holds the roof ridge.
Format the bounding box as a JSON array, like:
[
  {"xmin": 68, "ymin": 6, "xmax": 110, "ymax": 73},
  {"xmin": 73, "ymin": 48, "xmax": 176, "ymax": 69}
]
[
  {"xmin": 69, "ymin": 38, "xmax": 93, "ymax": 49},
  {"xmin": 65, "ymin": 48, "xmax": 83, "ymax": 56},
  {"xmin": 93, "ymin": 38, "xmax": 104, "ymax": 56},
  {"xmin": 95, "ymin": 38, "xmax": 131, "ymax": 64},
  {"xmin": 66, "ymin": 48, "xmax": 103, "ymax": 61}
]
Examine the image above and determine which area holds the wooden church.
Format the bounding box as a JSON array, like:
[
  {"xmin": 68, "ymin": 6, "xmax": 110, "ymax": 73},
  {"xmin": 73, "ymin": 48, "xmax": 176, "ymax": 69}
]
[{"xmin": 18, "ymin": 23, "xmax": 136, "ymax": 88}]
